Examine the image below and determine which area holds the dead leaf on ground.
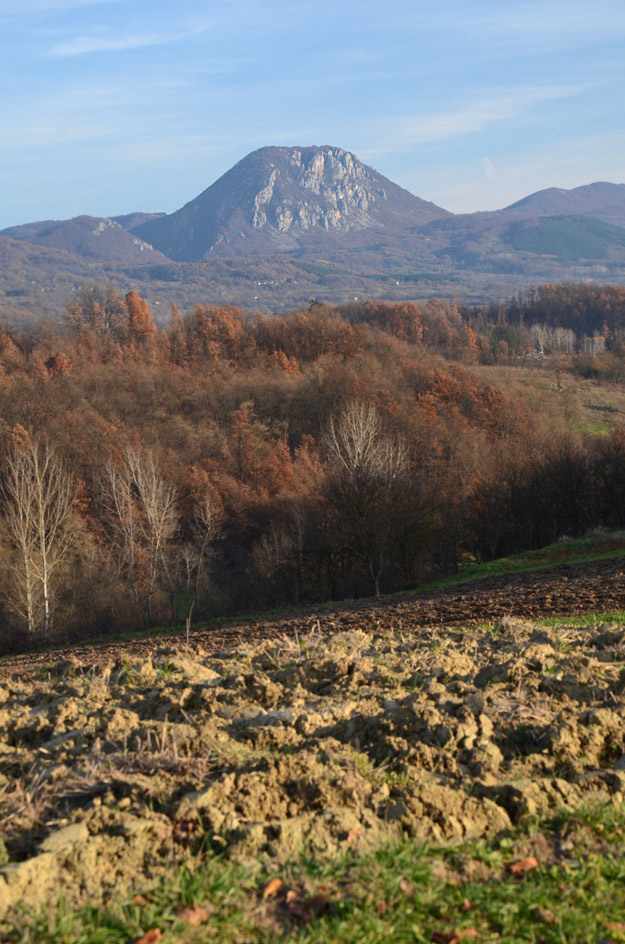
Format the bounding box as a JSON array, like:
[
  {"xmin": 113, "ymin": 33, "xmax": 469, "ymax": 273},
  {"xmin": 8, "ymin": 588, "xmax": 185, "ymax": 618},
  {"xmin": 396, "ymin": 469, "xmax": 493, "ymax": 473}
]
[
  {"xmin": 346, "ymin": 827, "xmax": 363, "ymax": 846},
  {"xmin": 178, "ymin": 903, "xmax": 210, "ymax": 926},
  {"xmin": 132, "ymin": 894, "xmax": 150, "ymax": 905},
  {"xmin": 461, "ymin": 898, "xmax": 473, "ymax": 912},
  {"xmin": 284, "ymin": 888, "xmax": 308, "ymax": 923},
  {"xmin": 134, "ymin": 930, "xmax": 162, "ymax": 944},
  {"xmin": 606, "ymin": 923, "xmax": 625, "ymax": 933},
  {"xmin": 263, "ymin": 877, "xmax": 284, "ymax": 899},
  {"xmin": 431, "ymin": 929, "xmax": 478, "ymax": 944},
  {"xmin": 509, "ymin": 855, "xmax": 539, "ymax": 874},
  {"xmin": 375, "ymin": 899, "xmax": 388, "ymax": 915},
  {"xmin": 400, "ymin": 878, "xmax": 415, "ymax": 896}
]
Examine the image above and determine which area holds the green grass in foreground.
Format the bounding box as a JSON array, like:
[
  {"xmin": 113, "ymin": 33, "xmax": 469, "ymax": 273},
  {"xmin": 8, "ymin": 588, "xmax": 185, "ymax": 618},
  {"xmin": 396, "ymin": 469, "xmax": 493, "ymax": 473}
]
[
  {"xmin": 539, "ymin": 610, "xmax": 625, "ymax": 628},
  {"xmin": 10, "ymin": 802, "xmax": 625, "ymax": 944},
  {"xmin": 417, "ymin": 530, "xmax": 625, "ymax": 594}
]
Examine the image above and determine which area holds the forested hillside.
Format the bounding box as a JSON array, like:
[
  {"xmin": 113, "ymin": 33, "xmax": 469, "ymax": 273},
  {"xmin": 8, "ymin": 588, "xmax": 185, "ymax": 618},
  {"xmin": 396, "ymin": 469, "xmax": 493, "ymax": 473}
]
[{"xmin": 2, "ymin": 282, "xmax": 625, "ymax": 649}]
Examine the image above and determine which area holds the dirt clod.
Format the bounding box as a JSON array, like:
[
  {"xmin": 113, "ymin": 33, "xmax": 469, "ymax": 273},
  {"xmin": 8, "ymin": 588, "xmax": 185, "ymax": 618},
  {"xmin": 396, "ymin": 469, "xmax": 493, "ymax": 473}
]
[{"xmin": 0, "ymin": 593, "xmax": 624, "ymax": 927}]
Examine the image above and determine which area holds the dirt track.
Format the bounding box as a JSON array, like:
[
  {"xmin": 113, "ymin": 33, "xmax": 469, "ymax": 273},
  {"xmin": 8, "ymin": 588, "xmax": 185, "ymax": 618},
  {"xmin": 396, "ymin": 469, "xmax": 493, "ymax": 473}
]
[{"xmin": 1, "ymin": 555, "xmax": 625, "ymax": 678}]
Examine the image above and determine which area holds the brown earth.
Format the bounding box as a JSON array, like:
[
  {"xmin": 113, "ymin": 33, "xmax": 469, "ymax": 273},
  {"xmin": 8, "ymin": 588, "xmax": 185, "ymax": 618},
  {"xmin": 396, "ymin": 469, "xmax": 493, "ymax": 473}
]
[
  {"xmin": 1, "ymin": 555, "xmax": 624, "ymax": 678},
  {"xmin": 0, "ymin": 558, "xmax": 624, "ymax": 928}
]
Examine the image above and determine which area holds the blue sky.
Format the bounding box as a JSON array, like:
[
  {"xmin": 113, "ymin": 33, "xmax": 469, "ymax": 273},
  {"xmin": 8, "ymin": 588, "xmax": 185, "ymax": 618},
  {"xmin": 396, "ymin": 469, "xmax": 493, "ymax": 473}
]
[{"xmin": 1, "ymin": 0, "xmax": 625, "ymax": 229}]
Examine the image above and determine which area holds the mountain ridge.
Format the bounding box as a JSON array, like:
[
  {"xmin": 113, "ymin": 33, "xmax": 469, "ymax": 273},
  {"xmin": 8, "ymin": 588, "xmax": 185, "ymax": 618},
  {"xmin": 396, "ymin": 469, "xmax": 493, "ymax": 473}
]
[{"xmin": 2, "ymin": 146, "xmax": 625, "ymax": 319}]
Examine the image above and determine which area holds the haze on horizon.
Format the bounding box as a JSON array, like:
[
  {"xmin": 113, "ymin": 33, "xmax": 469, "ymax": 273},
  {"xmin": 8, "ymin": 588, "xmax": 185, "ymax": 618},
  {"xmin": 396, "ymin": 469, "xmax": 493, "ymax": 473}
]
[{"xmin": 1, "ymin": 0, "xmax": 625, "ymax": 231}]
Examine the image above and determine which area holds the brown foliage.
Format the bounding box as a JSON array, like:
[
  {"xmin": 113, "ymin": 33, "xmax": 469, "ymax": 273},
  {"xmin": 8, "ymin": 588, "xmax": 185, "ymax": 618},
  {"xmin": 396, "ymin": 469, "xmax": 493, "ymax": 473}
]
[{"xmin": 0, "ymin": 285, "xmax": 619, "ymax": 645}]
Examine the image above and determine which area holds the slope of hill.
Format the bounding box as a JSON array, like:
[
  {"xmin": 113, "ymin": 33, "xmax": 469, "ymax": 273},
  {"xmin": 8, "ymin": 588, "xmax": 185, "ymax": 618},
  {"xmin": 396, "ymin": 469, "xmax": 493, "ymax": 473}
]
[
  {"xmin": 0, "ymin": 216, "xmax": 168, "ymax": 264},
  {"xmin": 131, "ymin": 145, "xmax": 451, "ymax": 261},
  {"xmin": 507, "ymin": 214, "xmax": 625, "ymax": 260},
  {"xmin": 503, "ymin": 181, "xmax": 625, "ymax": 227}
]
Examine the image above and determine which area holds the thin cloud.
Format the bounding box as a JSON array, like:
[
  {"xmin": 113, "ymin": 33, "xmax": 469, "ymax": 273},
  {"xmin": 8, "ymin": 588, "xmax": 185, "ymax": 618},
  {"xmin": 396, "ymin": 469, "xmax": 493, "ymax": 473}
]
[
  {"xmin": 49, "ymin": 22, "xmax": 211, "ymax": 56},
  {"xmin": 470, "ymin": 0, "xmax": 625, "ymax": 39},
  {"xmin": 3, "ymin": 0, "xmax": 122, "ymax": 15},
  {"xmin": 362, "ymin": 84, "xmax": 594, "ymax": 154}
]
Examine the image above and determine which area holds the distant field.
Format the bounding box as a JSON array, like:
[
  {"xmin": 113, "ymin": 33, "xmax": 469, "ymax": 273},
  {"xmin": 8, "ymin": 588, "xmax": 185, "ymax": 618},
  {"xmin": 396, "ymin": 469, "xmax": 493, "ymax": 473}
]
[{"xmin": 476, "ymin": 363, "xmax": 625, "ymax": 437}]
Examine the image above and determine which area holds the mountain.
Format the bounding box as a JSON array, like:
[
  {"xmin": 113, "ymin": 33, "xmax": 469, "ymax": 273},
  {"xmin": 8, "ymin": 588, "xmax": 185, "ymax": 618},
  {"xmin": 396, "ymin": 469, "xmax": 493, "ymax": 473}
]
[
  {"xmin": 111, "ymin": 211, "xmax": 167, "ymax": 232},
  {"xmin": 131, "ymin": 145, "xmax": 451, "ymax": 261},
  {"xmin": 418, "ymin": 182, "xmax": 625, "ymax": 272},
  {"xmin": 1, "ymin": 216, "xmax": 168, "ymax": 264},
  {"xmin": 2, "ymin": 147, "xmax": 625, "ymax": 321},
  {"xmin": 501, "ymin": 181, "xmax": 625, "ymax": 227}
]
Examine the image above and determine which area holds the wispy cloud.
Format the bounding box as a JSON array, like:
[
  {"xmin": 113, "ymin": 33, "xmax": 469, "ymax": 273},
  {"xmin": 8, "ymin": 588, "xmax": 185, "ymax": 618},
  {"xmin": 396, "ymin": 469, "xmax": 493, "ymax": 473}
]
[
  {"xmin": 3, "ymin": 0, "xmax": 122, "ymax": 14},
  {"xmin": 469, "ymin": 0, "xmax": 625, "ymax": 39},
  {"xmin": 49, "ymin": 21, "xmax": 211, "ymax": 56},
  {"xmin": 361, "ymin": 84, "xmax": 594, "ymax": 154}
]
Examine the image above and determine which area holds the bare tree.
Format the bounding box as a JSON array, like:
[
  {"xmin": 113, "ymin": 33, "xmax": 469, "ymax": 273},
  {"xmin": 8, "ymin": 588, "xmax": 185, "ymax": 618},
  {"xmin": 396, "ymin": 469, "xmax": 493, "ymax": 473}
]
[
  {"xmin": 102, "ymin": 448, "xmax": 178, "ymax": 622},
  {"xmin": 1, "ymin": 436, "xmax": 75, "ymax": 638},
  {"xmin": 324, "ymin": 402, "xmax": 408, "ymax": 595},
  {"xmin": 65, "ymin": 284, "xmax": 127, "ymax": 337},
  {"xmin": 179, "ymin": 494, "xmax": 223, "ymax": 608}
]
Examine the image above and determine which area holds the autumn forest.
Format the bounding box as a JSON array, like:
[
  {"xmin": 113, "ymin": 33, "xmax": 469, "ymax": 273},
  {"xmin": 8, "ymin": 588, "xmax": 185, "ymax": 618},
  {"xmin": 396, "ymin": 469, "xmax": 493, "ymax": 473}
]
[{"xmin": 3, "ymin": 281, "xmax": 625, "ymax": 650}]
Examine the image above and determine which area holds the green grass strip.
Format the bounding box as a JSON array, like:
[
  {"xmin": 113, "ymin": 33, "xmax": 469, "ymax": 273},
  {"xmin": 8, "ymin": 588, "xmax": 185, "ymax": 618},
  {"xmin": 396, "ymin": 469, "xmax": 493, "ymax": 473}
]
[{"xmin": 415, "ymin": 531, "xmax": 625, "ymax": 594}]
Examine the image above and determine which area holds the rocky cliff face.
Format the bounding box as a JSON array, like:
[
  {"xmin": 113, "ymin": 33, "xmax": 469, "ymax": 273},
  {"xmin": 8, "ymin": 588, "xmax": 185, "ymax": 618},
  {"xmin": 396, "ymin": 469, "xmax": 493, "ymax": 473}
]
[
  {"xmin": 132, "ymin": 145, "xmax": 450, "ymax": 261},
  {"xmin": 251, "ymin": 148, "xmax": 376, "ymax": 233}
]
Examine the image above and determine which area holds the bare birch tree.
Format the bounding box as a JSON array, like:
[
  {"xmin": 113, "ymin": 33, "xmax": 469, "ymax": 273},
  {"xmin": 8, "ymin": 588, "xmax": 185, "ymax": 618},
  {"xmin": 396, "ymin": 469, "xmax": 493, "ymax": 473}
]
[
  {"xmin": 102, "ymin": 448, "xmax": 178, "ymax": 622},
  {"xmin": 179, "ymin": 495, "xmax": 223, "ymax": 608},
  {"xmin": 1, "ymin": 436, "xmax": 75, "ymax": 637}
]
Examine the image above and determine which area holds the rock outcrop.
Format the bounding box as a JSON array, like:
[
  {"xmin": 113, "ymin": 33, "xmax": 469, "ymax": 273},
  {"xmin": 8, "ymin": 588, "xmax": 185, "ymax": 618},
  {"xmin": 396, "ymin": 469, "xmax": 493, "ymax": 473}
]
[{"xmin": 132, "ymin": 145, "xmax": 450, "ymax": 260}]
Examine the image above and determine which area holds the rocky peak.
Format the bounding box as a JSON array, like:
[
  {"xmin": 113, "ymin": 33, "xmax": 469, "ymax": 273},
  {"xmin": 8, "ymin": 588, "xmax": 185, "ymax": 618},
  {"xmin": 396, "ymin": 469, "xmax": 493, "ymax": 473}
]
[
  {"xmin": 132, "ymin": 145, "xmax": 451, "ymax": 261},
  {"xmin": 251, "ymin": 146, "xmax": 382, "ymax": 234}
]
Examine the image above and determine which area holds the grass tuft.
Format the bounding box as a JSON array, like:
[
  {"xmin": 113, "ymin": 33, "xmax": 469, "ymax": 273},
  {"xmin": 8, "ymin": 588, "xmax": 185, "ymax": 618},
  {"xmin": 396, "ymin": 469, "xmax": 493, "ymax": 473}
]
[{"xmin": 8, "ymin": 803, "xmax": 625, "ymax": 943}]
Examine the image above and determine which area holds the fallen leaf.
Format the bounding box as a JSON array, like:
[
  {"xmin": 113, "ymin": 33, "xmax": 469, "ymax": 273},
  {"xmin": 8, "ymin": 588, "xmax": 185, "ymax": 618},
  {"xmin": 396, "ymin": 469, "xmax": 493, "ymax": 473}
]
[
  {"xmin": 461, "ymin": 898, "xmax": 473, "ymax": 912},
  {"xmin": 607, "ymin": 924, "xmax": 625, "ymax": 933},
  {"xmin": 375, "ymin": 899, "xmax": 388, "ymax": 915},
  {"xmin": 134, "ymin": 931, "xmax": 162, "ymax": 944},
  {"xmin": 400, "ymin": 879, "xmax": 415, "ymax": 896},
  {"xmin": 132, "ymin": 894, "xmax": 150, "ymax": 905},
  {"xmin": 346, "ymin": 827, "xmax": 363, "ymax": 846},
  {"xmin": 431, "ymin": 931, "xmax": 479, "ymax": 944},
  {"xmin": 178, "ymin": 903, "xmax": 209, "ymax": 926},
  {"xmin": 285, "ymin": 889, "xmax": 308, "ymax": 923},
  {"xmin": 263, "ymin": 877, "xmax": 284, "ymax": 899},
  {"xmin": 533, "ymin": 906, "xmax": 556, "ymax": 924},
  {"xmin": 509, "ymin": 855, "xmax": 539, "ymax": 874}
]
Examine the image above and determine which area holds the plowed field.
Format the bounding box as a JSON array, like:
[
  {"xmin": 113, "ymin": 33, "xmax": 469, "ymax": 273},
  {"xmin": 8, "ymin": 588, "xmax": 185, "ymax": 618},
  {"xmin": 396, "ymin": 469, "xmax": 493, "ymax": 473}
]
[
  {"xmin": 0, "ymin": 556, "xmax": 624, "ymax": 930},
  {"xmin": 1, "ymin": 555, "xmax": 624, "ymax": 677}
]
